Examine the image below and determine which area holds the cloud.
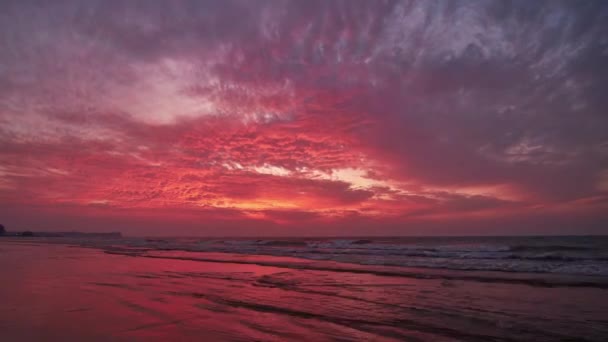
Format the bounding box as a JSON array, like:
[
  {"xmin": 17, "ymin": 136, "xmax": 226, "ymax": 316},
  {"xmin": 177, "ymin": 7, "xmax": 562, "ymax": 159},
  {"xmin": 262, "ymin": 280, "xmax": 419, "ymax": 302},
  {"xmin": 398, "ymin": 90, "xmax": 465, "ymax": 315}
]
[{"xmin": 0, "ymin": 0, "xmax": 607, "ymax": 234}]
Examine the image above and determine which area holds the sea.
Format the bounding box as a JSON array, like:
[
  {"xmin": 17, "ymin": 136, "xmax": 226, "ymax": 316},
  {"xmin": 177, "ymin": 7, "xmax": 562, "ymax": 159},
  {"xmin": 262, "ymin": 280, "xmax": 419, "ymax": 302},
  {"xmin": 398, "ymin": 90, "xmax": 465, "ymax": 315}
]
[
  {"xmin": 89, "ymin": 235, "xmax": 608, "ymax": 277},
  {"xmin": 1, "ymin": 235, "xmax": 607, "ymax": 341}
]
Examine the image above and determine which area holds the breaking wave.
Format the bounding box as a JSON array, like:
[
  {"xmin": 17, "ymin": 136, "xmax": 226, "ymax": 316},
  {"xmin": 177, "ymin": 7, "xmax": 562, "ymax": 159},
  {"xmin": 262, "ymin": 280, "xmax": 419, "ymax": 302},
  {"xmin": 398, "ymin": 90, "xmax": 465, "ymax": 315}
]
[{"xmin": 63, "ymin": 235, "xmax": 608, "ymax": 277}]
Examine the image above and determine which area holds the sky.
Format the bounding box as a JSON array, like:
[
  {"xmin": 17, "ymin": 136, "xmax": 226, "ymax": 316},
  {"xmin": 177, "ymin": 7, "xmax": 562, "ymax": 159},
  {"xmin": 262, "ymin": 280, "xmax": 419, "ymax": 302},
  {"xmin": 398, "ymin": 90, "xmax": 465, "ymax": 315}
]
[{"xmin": 1, "ymin": 0, "xmax": 607, "ymax": 236}]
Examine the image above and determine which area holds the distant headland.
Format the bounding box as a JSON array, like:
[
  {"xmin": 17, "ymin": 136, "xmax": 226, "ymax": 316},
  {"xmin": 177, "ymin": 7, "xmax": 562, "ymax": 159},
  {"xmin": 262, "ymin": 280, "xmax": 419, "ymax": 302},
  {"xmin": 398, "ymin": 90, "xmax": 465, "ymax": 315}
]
[{"xmin": 0, "ymin": 224, "xmax": 121, "ymax": 238}]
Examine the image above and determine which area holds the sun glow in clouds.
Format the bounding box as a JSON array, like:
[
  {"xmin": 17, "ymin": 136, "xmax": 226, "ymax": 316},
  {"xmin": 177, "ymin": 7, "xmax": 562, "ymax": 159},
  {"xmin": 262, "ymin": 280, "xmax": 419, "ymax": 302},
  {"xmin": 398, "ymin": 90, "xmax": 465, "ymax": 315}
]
[{"xmin": 0, "ymin": 1, "xmax": 607, "ymax": 235}]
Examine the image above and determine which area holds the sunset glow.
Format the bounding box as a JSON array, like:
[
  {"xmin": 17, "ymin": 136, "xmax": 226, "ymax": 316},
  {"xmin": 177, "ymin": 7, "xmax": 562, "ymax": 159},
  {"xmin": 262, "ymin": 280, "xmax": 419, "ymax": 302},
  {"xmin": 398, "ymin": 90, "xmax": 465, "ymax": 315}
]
[{"xmin": 1, "ymin": 1, "xmax": 607, "ymax": 235}]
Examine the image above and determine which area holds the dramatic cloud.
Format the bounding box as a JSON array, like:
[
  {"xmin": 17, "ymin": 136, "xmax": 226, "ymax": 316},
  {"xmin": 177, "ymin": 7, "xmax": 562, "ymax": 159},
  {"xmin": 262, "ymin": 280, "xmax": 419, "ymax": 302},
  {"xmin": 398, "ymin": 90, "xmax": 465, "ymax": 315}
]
[{"xmin": 1, "ymin": 0, "xmax": 607, "ymax": 235}]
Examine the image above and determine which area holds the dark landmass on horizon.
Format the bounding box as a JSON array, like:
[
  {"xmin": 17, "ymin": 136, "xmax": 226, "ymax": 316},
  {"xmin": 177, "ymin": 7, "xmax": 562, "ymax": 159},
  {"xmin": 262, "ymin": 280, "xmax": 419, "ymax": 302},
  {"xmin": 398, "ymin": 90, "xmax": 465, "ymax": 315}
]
[{"xmin": 0, "ymin": 226, "xmax": 122, "ymax": 238}]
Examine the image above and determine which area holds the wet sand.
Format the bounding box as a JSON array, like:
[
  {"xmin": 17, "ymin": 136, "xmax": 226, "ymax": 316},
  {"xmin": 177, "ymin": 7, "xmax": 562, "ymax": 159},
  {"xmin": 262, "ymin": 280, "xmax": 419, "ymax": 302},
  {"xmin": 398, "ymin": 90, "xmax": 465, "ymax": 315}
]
[{"xmin": 1, "ymin": 242, "xmax": 607, "ymax": 341}]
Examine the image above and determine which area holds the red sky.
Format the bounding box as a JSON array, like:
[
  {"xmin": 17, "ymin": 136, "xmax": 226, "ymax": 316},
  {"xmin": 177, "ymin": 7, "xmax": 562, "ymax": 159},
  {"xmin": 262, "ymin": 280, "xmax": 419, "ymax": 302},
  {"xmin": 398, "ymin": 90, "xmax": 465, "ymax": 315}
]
[{"xmin": 1, "ymin": 1, "xmax": 607, "ymax": 236}]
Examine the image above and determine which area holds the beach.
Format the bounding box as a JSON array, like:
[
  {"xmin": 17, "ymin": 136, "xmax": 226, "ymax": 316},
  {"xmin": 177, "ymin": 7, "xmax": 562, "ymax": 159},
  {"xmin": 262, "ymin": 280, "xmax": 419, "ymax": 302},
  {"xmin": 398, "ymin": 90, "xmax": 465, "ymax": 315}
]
[
  {"xmin": 1, "ymin": 240, "xmax": 607, "ymax": 341},
  {"xmin": 2, "ymin": 1, "xmax": 608, "ymax": 340}
]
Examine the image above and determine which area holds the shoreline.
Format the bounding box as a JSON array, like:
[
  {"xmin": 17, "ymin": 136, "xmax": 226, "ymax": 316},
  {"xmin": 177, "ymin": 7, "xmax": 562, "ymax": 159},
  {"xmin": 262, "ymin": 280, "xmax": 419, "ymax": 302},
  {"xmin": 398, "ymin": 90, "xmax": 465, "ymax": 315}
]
[
  {"xmin": 1, "ymin": 242, "xmax": 608, "ymax": 341},
  {"xmin": 4, "ymin": 237, "xmax": 608, "ymax": 288}
]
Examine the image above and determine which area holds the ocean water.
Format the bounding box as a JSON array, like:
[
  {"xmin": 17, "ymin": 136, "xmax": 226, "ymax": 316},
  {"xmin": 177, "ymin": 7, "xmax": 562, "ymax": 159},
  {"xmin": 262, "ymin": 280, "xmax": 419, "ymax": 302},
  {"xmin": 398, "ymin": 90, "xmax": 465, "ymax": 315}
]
[
  {"xmin": 82, "ymin": 235, "xmax": 608, "ymax": 277},
  {"xmin": 2, "ymin": 236, "xmax": 608, "ymax": 341}
]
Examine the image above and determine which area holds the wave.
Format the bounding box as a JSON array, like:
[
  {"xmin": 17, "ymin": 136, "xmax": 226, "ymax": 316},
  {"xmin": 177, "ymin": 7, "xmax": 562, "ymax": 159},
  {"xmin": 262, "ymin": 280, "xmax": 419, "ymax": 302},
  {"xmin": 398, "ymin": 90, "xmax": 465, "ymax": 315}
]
[
  {"xmin": 508, "ymin": 245, "xmax": 595, "ymax": 252},
  {"xmin": 54, "ymin": 236, "xmax": 608, "ymax": 278},
  {"xmin": 104, "ymin": 249, "xmax": 608, "ymax": 289},
  {"xmin": 351, "ymin": 239, "xmax": 374, "ymax": 245},
  {"xmin": 297, "ymin": 248, "xmax": 608, "ymax": 262},
  {"xmin": 505, "ymin": 254, "xmax": 608, "ymax": 262},
  {"xmin": 257, "ymin": 240, "xmax": 309, "ymax": 247}
]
